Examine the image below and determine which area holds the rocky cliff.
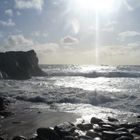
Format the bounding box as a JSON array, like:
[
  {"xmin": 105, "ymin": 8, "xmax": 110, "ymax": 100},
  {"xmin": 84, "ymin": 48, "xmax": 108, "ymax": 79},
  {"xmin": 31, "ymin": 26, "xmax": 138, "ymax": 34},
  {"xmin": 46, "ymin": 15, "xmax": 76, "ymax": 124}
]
[{"xmin": 0, "ymin": 50, "xmax": 46, "ymax": 80}]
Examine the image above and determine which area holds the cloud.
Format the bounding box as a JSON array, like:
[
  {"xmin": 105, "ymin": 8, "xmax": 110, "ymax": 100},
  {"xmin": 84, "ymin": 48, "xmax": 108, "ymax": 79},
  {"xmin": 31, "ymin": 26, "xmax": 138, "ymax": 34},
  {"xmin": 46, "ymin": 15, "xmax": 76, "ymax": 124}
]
[
  {"xmin": 61, "ymin": 36, "xmax": 79, "ymax": 45},
  {"xmin": 127, "ymin": 42, "xmax": 140, "ymax": 47},
  {"xmin": 15, "ymin": 0, "xmax": 44, "ymax": 11},
  {"xmin": 31, "ymin": 31, "xmax": 48, "ymax": 37},
  {"xmin": 5, "ymin": 35, "xmax": 33, "ymax": 49},
  {"xmin": 5, "ymin": 9, "xmax": 13, "ymax": 17},
  {"xmin": 124, "ymin": 0, "xmax": 140, "ymax": 11},
  {"xmin": 34, "ymin": 42, "xmax": 59, "ymax": 53},
  {"xmin": 0, "ymin": 19, "xmax": 15, "ymax": 27},
  {"xmin": 118, "ymin": 31, "xmax": 140, "ymax": 41}
]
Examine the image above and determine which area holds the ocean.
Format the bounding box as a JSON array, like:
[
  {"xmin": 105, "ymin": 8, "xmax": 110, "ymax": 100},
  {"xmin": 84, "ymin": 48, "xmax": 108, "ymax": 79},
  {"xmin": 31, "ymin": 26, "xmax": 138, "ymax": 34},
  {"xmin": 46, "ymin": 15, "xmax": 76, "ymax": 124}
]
[{"xmin": 1, "ymin": 65, "xmax": 140, "ymax": 121}]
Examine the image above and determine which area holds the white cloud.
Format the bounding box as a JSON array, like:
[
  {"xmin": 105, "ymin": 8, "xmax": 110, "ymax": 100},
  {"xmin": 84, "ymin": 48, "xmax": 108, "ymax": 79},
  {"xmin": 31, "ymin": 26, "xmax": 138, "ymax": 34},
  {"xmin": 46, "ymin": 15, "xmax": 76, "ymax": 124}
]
[
  {"xmin": 61, "ymin": 36, "xmax": 79, "ymax": 45},
  {"xmin": 5, "ymin": 9, "xmax": 13, "ymax": 17},
  {"xmin": 0, "ymin": 19, "xmax": 15, "ymax": 27},
  {"xmin": 5, "ymin": 35, "xmax": 34, "ymax": 49},
  {"xmin": 118, "ymin": 31, "xmax": 140, "ymax": 41},
  {"xmin": 127, "ymin": 42, "xmax": 140, "ymax": 47},
  {"xmin": 119, "ymin": 31, "xmax": 140, "ymax": 37},
  {"xmin": 31, "ymin": 31, "xmax": 48, "ymax": 37},
  {"xmin": 15, "ymin": 0, "xmax": 44, "ymax": 11}
]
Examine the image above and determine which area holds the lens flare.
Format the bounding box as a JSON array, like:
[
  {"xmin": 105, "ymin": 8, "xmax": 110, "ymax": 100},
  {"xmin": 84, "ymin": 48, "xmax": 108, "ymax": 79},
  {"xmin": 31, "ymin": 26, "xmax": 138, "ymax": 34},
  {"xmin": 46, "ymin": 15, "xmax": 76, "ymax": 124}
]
[{"xmin": 74, "ymin": 0, "xmax": 115, "ymax": 12}]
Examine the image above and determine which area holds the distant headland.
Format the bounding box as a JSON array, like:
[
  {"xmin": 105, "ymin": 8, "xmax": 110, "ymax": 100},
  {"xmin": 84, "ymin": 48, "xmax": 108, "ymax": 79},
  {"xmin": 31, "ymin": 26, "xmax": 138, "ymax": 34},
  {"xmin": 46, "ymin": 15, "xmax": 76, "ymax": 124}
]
[{"xmin": 0, "ymin": 50, "xmax": 46, "ymax": 80}]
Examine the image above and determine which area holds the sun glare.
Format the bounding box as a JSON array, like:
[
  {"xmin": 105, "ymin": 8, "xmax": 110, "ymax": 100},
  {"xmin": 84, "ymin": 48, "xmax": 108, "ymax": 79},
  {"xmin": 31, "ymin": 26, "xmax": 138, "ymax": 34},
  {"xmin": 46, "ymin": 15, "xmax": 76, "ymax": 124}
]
[{"xmin": 74, "ymin": 0, "xmax": 115, "ymax": 12}]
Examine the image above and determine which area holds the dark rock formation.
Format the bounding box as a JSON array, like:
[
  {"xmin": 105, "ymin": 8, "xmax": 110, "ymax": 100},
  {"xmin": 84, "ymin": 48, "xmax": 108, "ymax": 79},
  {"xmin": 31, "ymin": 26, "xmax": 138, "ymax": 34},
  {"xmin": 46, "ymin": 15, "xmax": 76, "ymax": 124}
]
[
  {"xmin": 0, "ymin": 50, "xmax": 45, "ymax": 80},
  {"xmin": 0, "ymin": 96, "xmax": 12, "ymax": 117}
]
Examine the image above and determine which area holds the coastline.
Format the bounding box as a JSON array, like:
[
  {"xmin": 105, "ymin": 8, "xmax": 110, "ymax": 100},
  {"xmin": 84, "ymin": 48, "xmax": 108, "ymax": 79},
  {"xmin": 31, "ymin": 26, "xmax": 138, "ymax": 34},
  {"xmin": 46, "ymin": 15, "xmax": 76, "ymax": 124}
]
[{"xmin": 0, "ymin": 102, "xmax": 80, "ymax": 139}]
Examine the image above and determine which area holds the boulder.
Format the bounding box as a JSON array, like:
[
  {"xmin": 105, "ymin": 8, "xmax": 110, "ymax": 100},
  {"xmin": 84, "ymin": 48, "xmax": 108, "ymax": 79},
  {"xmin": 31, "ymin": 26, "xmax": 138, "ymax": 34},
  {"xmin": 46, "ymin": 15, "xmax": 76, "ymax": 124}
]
[{"xmin": 37, "ymin": 127, "xmax": 60, "ymax": 140}]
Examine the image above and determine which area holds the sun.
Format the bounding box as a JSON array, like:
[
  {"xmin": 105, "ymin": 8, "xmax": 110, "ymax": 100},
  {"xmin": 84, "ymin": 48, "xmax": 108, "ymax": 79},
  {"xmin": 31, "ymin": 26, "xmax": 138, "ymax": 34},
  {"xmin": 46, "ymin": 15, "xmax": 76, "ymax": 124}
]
[{"xmin": 72, "ymin": 0, "xmax": 115, "ymax": 13}]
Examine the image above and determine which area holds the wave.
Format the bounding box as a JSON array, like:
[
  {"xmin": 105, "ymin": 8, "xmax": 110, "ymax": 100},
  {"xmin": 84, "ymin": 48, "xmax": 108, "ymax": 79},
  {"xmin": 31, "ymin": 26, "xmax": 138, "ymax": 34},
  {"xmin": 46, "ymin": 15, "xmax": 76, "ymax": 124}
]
[
  {"xmin": 44, "ymin": 71, "xmax": 140, "ymax": 78},
  {"xmin": 15, "ymin": 91, "xmax": 118, "ymax": 106}
]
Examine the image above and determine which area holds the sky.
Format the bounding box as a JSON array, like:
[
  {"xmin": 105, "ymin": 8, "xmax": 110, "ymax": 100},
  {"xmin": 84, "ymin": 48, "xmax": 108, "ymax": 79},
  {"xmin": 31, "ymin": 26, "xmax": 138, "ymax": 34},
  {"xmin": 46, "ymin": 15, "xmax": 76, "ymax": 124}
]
[{"xmin": 0, "ymin": 0, "xmax": 140, "ymax": 64}]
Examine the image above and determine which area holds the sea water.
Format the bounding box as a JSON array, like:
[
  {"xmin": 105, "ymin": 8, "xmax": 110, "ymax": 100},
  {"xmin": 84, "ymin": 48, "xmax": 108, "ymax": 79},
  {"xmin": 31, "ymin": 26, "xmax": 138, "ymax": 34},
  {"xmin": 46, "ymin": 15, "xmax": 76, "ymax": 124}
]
[{"xmin": 1, "ymin": 65, "xmax": 140, "ymax": 121}]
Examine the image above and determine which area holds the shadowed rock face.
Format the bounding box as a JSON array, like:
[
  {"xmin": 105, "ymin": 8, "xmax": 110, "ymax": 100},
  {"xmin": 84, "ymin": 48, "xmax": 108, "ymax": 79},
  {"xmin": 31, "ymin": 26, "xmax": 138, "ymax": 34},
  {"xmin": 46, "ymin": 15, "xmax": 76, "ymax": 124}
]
[{"xmin": 0, "ymin": 50, "xmax": 45, "ymax": 80}]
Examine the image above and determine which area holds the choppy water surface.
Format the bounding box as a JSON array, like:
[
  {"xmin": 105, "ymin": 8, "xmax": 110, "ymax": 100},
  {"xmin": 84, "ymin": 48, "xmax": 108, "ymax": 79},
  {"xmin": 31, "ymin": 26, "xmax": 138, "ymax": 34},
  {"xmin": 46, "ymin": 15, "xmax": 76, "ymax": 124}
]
[{"xmin": 1, "ymin": 65, "xmax": 140, "ymax": 119}]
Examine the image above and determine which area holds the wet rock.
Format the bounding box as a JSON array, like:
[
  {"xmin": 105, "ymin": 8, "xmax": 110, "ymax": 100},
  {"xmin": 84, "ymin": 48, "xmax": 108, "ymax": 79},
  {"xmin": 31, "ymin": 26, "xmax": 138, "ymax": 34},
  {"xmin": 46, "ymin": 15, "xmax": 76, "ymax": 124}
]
[
  {"xmin": 90, "ymin": 117, "xmax": 103, "ymax": 125},
  {"xmin": 115, "ymin": 136, "xmax": 133, "ymax": 140},
  {"xmin": 78, "ymin": 135, "xmax": 93, "ymax": 140},
  {"xmin": 86, "ymin": 130, "xmax": 101, "ymax": 138},
  {"xmin": 102, "ymin": 131, "xmax": 120, "ymax": 140},
  {"xmin": 130, "ymin": 127, "xmax": 140, "ymax": 135},
  {"xmin": 0, "ymin": 110, "xmax": 12, "ymax": 117},
  {"xmin": 0, "ymin": 97, "xmax": 10, "ymax": 111},
  {"xmin": 135, "ymin": 137, "xmax": 140, "ymax": 140},
  {"xmin": 77, "ymin": 123, "xmax": 93, "ymax": 131},
  {"xmin": 93, "ymin": 137, "xmax": 102, "ymax": 140},
  {"xmin": 102, "ymin": 124, "xmax": 116, "ymax": 131},
  {"xmin": 12, "ymin": 136, "xmax": 27, "ymax": 140},
  {"xmin": 108, "ymin": 117, "xmax": 119, "ymax": 122},
  {"xmin": 115, "ymin": 128, "xmax": 129, "ymax": 133},
  {"xmin": 120, "ymin": 123, "xmax": 140, "ymax": 129},
  {"xmin": 102, "ymin": 131, "xmax": 133, "ymax": 140},
  {"xmin": 54, "ymin": 122, "xmax": 76, "ymax": 138},
  {"xmin": 37, "ymin": 128, "xmax": 60, "ymax": 140},
  {"xmin": 64, "ymin": 136, "xmax": 79, "ymax": 140}
]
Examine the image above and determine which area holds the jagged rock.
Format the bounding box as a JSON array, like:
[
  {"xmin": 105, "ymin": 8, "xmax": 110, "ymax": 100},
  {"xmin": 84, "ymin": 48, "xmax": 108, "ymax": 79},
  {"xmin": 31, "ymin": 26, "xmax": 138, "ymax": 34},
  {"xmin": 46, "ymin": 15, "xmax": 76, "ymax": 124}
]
[{"xmin": 0, "ymin": 50, "xmax": 45, "ymax": 80}]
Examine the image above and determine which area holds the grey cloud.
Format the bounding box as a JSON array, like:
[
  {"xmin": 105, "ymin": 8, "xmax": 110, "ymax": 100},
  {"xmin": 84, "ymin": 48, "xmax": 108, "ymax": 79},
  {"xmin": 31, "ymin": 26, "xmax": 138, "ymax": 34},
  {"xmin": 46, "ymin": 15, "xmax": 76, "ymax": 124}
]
[
  {"xmin": 5, "ymin": 9, "xmax": 13, "ymax": 17},
  {"xmin": 5, "ymin": 35, "xmax": 33, "ymax": 49},
  {"xmin": 0, "ymin": 19, "xmax": 15, "ymax": 27},
  {"xmin": 61, "ymin": 36, "xmax": 79, "ymax": 45}
]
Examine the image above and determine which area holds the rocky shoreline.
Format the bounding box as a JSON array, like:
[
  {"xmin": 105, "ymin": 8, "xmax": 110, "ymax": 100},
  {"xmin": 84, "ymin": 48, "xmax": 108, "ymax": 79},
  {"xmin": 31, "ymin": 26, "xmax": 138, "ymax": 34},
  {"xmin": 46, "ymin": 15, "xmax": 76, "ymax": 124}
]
[{"xmin": 1, "ymin": 108, "xmax": 140, "ymax": 140}]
